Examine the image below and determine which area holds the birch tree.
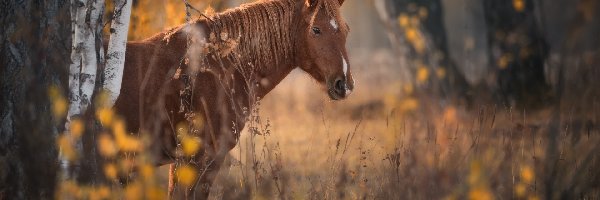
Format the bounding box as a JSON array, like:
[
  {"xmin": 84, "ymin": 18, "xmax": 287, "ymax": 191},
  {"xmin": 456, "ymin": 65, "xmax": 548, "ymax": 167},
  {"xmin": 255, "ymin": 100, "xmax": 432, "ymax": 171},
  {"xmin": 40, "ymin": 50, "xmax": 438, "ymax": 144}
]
[
  {"xmin": 63, "ymin": 0, "xmax": 131, "ymax": 179},
  {"xmin": 103, "ymin": 0, "xmax": 133, "ymax": 106},
  {"xmin": 64, "ymin": 0, "xmax": 104, "ymax": 177}
]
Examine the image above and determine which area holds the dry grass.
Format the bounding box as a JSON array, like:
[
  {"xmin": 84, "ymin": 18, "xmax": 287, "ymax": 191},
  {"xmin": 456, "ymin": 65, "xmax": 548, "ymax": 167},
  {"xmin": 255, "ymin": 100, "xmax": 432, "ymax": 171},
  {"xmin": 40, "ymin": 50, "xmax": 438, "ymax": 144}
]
[
  {"xmin": 52, "ymin": 47, "xmax": 600, "ymax": 199},
  {"xmin": 203, "ymin": 50, "xmax": 600, "ymax": 200}
]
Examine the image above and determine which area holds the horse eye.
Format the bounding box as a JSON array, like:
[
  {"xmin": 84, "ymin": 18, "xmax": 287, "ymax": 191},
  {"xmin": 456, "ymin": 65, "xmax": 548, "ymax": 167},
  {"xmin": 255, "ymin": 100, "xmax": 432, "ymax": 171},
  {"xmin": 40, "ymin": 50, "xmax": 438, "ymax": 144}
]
[{"xmin": 312, "ymin": 27, "xmax": 321, "ymax": 35}]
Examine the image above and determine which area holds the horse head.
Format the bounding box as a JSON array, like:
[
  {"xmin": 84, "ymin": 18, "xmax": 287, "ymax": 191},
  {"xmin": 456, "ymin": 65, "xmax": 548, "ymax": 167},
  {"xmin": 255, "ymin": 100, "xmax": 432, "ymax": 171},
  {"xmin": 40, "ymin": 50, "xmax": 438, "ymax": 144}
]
[{"xmin": 297, "ymin": 0, "xmax": 354, "ymax": 100}]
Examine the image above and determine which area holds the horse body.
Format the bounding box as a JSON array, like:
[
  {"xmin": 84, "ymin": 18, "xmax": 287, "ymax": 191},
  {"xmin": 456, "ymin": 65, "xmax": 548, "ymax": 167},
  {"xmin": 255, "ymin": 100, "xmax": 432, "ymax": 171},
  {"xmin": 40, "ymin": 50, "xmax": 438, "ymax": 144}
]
[{"xmin": 112, "ymin": 0, "xmax": 351, "ymax": 198}]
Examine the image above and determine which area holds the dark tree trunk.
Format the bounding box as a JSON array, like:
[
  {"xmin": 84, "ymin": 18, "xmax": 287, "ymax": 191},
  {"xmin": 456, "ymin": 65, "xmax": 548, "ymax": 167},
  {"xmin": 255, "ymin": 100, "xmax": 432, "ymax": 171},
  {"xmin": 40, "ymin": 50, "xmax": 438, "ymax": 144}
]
[
  {"xmin": 483, "ymin": 0, "xmax": 550, "ymax": 108},
  {"xmin": 0, "ymin": 0, "xmax": 71, "ymax": 199},
  {"xmin": 379, "ymin": 0, "xmax": 470, "ymax": 102}
]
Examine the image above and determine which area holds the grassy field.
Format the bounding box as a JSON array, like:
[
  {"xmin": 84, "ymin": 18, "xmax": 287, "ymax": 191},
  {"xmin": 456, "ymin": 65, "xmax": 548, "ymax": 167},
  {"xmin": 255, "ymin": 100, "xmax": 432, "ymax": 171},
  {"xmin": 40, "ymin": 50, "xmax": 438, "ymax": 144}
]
[
  {"xmin": 197, "ymin": 50, "xmax": 600, "ymax": 199},
  {"xmin": 52, "ymin": 48, "xmax": 600, "ymax": 200}
]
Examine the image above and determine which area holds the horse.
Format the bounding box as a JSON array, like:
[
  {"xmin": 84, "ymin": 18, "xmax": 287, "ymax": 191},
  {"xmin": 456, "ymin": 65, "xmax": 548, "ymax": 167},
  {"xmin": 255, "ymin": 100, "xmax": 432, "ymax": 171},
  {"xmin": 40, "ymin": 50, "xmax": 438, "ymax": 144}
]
[{"xmin": 113, "ymin": 0, "xmax": 353, "ymax": 198}]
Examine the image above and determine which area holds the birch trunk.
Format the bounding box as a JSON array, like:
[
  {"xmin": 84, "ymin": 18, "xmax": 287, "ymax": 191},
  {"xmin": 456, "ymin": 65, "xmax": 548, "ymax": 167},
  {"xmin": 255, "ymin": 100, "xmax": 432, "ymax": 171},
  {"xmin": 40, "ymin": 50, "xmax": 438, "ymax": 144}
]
[
  {"xmin": 64, "ymin": 0, "xmax": 104, "ymax": 178},
  {"xmin": 66, "ymin": 0, "xmax": 86, "ymax": 121},
  {"xmin": 63, "ymin": 0, "xmax": 87, "ymax": 176},
  {"xmin": 67, "ymin": 0, "xmax": 104, "ymax": 119},
  {"xmin": 80, "ymin": 0, "xmax": 104, "ymax": 111},
  {"xmin": 103, "ymin": 0, "xmax": 132, "ymax": 106}
]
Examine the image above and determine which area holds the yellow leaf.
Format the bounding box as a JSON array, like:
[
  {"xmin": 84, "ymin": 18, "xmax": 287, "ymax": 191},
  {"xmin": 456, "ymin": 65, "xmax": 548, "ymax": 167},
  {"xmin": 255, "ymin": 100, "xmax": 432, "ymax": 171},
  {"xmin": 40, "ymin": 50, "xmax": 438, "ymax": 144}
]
[
  {"xmin": 443, "ymin": 106, "xmax": 457, "ymax": 123},
  {"xmin": 98, "ymin": 133, "xmax": 118, "ymax": 157},
  {"xmin": 528, "ymin": 195, "xmax": 540, "ymax": 200},
  {"xmin": 148, "ymin": 186, "xmax": 166, "ymax": 200},
  {"xmin": 119, "ymin": 136, "xmax": 142, "ymax": 152},
  {"xmin": 468, "ymin": 186, "xmax": 494, "ymax": 200},
  {"xmin": 104, "ymin": 163, "xmax": 118, "ymax": 180},
  {"xmin": 52, "ymin": 96, "xmax": 67, "ymax": 119},
  {"xmin": 176, "ymin": 165, "xmax": 198, "ymax": 187},
  {"xmin": 399, "ymin": 98, "xmax": 419, "ymax": 113},
  {"xmin": 57, "ymin": 180, "xmax": 80, "ymax": 199},
  {"xmin": 513, "ymin": 0, "xmax": 525, "ymax": 12},
  {"xmin": 124, "ymin": 181, "xmax": 142, "ymax": 200},
  {"xmin": 57, "ymin": 134, "xmax": 77, "ymax": 161},
  {"xmin": 404, "ymin": 26, "xmax": 427, "ymax": 53},
  {"xmin": 113, "ymin": 119, "xmax": 141, "ymax": 152},
  {"xmin": 119, "ymin": 157, "xmax": 136, "ymax": 173},
  {"xmin": 515, "ymin": 183, "xmax": 527, "ymax": 197},
  {"xmin": 469, "ymin": 161, "xmax": 482, "ymax": 185},
  {"xmin": 112, "ymin": 119, "xmax": 127, "ymax": 138},
  {"xmin": 70, "ymin": 119, "xmax": 84, "ymax": 139},
  {"xmin": 96, "ymin": 107, "xmax": 114, "ymax": 126},
  {"xmin": 97, "ymin": 186, "xmax": 110, "ymax": 199},
  {"xmin": 140, "ymin": 164, "xmax": 154, "ymax": 180},
  {"xmin": 182, "ymin": 136, "xmax": 201, "ymax": 156},
  {"xmin": 405, "ymin": 28, "xmax": 419, "ymax": 43},
  {"xmin": 416, "ymin": 66, "xmax": 430, "ymax": 84},
  {"xmin": 398, "ymin": 14, "xmax": 409, "ymax": 27},
  {"xmin": 521, "ymin": 166, "xmax": 534, "ymax": 183}
]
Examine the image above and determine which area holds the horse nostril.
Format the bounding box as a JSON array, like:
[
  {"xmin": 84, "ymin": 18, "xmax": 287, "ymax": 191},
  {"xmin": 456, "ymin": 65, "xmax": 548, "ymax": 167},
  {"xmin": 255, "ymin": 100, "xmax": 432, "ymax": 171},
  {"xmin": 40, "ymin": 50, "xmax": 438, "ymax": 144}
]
[{"xmin": 334, "ymin": 78, "xmax": 345, "ymax": 93}]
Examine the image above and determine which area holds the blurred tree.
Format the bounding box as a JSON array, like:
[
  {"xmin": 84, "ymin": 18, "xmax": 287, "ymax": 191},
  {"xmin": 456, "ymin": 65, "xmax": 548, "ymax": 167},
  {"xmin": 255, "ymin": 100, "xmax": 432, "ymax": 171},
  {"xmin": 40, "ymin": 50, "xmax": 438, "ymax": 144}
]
[
  {"xmin": 483, "ymin": 0, "xmax": 550, "ymax": 107},
  {"xmin": 129, "ymin": 0, "xmax": 233, "ymax": 40},
  {"xmin": 374, "ymin": 0, "xmax": 470, "ymax": 104},
  {"xmin": 0, "ymin": 0, "xmax": 71, "ymax": 198}
]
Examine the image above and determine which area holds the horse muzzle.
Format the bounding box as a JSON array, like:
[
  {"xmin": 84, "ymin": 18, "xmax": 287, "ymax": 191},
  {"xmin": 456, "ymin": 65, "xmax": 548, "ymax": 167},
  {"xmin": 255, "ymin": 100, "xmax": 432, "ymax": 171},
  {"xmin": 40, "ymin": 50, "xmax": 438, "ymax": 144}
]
[{"xmin": 328, "ymin": 77, "xmax": 353, "ymax": 100}]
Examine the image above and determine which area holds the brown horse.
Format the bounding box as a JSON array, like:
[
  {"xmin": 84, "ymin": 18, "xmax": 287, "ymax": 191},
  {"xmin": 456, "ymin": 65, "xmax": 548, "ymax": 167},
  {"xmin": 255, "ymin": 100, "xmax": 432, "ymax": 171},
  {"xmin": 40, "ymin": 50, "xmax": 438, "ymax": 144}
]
[{"xmin": 113, "ymin": 0, "xmax": 352, "ymax": 198}]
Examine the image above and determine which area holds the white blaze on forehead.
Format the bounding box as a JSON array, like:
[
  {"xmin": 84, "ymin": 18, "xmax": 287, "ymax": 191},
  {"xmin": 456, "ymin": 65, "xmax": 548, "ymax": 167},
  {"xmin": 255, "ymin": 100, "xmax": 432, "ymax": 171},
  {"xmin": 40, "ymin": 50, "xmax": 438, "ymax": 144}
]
[{"xmin": 330, "ymin": 18, "xmax": 339, "ymax": 30}]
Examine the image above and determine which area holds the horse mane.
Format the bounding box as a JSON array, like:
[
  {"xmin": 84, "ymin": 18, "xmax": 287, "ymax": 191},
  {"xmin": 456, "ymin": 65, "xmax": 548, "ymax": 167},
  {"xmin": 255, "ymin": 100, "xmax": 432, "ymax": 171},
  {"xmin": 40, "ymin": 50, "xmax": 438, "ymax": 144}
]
[
  {"xmin": 157, "ymin": 0, "xmax": 345, "ymax": 72},
  {"xmin": 201, "ymin": 0, "xmax": 298, "ymax": 69}
]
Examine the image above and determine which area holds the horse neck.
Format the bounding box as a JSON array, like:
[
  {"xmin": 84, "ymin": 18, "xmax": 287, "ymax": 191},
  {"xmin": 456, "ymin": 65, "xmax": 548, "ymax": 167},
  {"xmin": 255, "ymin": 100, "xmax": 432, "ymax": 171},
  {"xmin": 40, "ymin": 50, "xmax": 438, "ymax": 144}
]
[{"xmin": 206, "ymin": 0, "xmax": 301, "ymax": 98}]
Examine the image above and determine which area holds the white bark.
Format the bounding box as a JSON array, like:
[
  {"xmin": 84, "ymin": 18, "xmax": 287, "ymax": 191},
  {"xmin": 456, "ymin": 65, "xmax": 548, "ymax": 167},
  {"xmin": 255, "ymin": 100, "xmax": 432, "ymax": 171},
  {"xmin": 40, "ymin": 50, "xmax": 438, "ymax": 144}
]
[
  {"xmin": 103, "ymin": 0, "xmax": 132, "ymax": 106},
  {"xmin": 80, "ymin": 0, "xmax": 104, "ymax": 111},
  {"xmin": 67, "ymin": 0, "xmax": 104, "ymax": 120},
  {"xmin": 63, "ymin": 0, "xmax": 87, "ymax": 176},
  {"xmin": 62, "ymin": 0, "xmax": 131, "ymax": 179},
  {"xmin": 67, "ymin": 0, "xmax": 87, "ymax": 120},
  {"xmin": 64, "ymin": 0, "xmax": 104, "ymax": 178}
]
